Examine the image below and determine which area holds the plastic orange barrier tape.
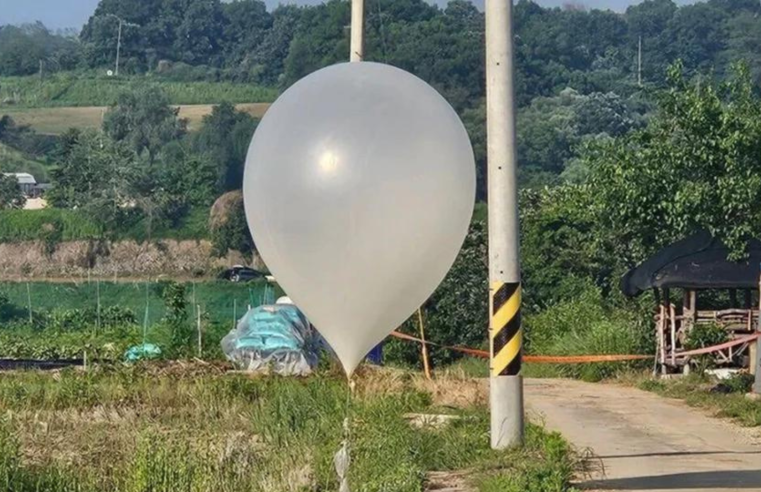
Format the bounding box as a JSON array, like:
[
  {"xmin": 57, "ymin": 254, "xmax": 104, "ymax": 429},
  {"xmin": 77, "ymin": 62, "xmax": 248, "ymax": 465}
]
[{"xmin": 389, "ymin": 330, "xmax": 761, "ymax": 364}]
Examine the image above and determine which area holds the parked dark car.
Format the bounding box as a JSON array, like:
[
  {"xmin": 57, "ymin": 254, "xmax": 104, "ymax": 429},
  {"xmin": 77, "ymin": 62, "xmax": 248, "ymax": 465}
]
[{"xmin": 219, "ymin": 265, "xmax": 265, "ymax": 282}]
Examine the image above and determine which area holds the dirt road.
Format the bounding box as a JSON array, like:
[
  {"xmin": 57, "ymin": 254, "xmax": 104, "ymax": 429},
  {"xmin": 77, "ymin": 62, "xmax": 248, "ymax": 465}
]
[{"xmin": 525, "ymin": 378, "xmax": 761, "ymax": 491}]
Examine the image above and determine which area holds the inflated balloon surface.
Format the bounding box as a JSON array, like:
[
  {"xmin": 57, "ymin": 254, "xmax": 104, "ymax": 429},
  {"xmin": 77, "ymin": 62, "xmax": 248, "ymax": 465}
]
[{"xmin": 243, "ymin": 62, "xmax": 476, "ymax": 375}]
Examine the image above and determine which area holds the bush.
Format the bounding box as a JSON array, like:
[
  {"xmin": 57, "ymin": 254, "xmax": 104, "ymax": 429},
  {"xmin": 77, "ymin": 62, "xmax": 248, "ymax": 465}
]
[
  {"xmin": 722, "ymin": 373, "xmax": 755, "ymax": 394},
  {"xmin": 46, "ymin": 306, "xmax": 137, "ymax": 331}
]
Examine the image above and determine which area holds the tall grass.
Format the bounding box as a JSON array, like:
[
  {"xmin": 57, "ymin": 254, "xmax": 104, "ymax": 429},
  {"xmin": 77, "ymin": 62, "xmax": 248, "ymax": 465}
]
[
  {"xmin": 0, "ymin": 209, "xmax": 102, "ymax": 242},
  {"xmin": 0, "ymin": 74, "xmax": 278, "ymax": 108},
  {"xmin": 0, "ymin": 207, "xmax": 210, "ymax": 243},
  {"xmin": 0, "ymin": 367, "xmax": 579, "ymax": 491},
  {"xmin": 524, "ymin": 286, "xmax": 652, "ymax": 381}
]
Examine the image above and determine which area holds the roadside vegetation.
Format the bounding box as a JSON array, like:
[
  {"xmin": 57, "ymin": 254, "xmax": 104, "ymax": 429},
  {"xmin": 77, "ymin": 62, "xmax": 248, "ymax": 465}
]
[
  {"xmin": 0, "ymin": 364, "xmax": 579, "ymax": 492},
  {"xmin": 629, "ymin": 373, "xmax": 761, "ymax": 427}
]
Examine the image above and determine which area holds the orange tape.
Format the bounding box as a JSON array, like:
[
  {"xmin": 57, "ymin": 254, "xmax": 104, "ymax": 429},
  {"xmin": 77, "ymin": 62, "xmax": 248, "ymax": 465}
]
[
  {"xmin": 390, "ymin": 331, "xmax": 652, "ymax": 363},
  {"xmin": 390, "ymin": 330, "xmax": 761, "ymax": 364}
]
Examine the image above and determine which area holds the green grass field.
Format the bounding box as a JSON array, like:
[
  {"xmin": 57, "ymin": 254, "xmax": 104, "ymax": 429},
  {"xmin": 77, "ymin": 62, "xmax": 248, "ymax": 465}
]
[
  {"xmin": 0, "ymin": 280, "xmax": 276, "ymax": 327},
  {"xmin": 0, "ymin": 74, "xmax": 277, "ymax": 108}
]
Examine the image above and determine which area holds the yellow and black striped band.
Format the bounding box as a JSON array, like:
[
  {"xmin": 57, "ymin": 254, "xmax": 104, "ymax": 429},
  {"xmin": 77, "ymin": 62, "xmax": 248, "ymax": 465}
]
[{"xmin": 490, "ymin": 281, "xmax": 521, "ymax": 377}]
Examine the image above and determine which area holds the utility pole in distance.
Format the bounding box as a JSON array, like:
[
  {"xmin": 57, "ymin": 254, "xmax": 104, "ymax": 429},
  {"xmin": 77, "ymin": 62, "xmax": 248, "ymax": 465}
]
[
  {"xmin": 485, "ymin": 0, "xmax": 524, "ymax": 449},
  {"xmin": 637, "ymin": 35, "xmax": 642, "ymax": 87},
  {"xmin": 350, "ymin": 0, "xmax": 364, "ymax": 62},
  {"xmin": 115, "ymin": 17, "xmax": 123, "ymax": 76}
]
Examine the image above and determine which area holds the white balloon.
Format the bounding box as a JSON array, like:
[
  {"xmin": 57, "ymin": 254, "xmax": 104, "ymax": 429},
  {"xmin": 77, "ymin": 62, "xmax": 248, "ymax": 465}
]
[{"xmin": 243, "ymin": 62, "xmax": 476, "ymax": 376}]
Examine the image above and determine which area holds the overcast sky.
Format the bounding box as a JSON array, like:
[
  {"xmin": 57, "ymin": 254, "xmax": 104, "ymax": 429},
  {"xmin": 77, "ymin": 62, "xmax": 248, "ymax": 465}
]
[{"xmin": 1, "ymin": 0, "xmax": 698, "ymax": 31}]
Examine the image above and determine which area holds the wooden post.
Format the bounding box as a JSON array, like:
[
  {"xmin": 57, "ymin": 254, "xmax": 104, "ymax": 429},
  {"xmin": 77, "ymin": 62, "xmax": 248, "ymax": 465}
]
[
  {"xmin": 754, "ymin": 268, "xmax": 761, "ymax": 393},
  {"xmin": 658, "ymin": 303, "xmax": 666, "ymax": 374},
  {"xmin": 417, "ymin": 308, "xmax": 432, "ymax": 380},
  {"xmin": 670, "ymin": 303, "xmax": 677, "ymax": 367},
  {"xmin": 751, "ymin": 342, "xmax": 758, "ymax": 376}
]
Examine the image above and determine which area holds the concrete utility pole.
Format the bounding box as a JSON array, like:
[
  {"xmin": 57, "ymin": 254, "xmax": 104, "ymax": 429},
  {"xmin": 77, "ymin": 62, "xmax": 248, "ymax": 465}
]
[
  {"xmin": 485, "ymin": 0, "xmax": 524, "ymax": 449},
  {"xmin": 350, "ymin": 0, "xmax": 365, "ymax": 62}
]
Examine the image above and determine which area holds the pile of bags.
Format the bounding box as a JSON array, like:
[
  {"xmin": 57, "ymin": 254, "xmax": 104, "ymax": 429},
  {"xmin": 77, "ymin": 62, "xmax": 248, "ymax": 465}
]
[{"xmin": 221, "ymin": 303, "xmax": 320, "ymax": 375}]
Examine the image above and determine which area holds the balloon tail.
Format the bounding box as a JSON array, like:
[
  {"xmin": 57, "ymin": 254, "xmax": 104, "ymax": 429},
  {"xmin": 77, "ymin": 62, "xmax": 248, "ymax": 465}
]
[
  {"xmin": 334, "ymin": 378, "xmax": 355, "ymax": 492},
  {"xmin": 334, "ymin": 424, "xmax": 351, "ymax": 492}
]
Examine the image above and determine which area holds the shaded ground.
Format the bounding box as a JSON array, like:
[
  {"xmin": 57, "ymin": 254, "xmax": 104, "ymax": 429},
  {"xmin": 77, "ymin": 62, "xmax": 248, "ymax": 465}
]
[{"xmin": 526, "ymin": 378, "xmax": 761, "ymax": 491}]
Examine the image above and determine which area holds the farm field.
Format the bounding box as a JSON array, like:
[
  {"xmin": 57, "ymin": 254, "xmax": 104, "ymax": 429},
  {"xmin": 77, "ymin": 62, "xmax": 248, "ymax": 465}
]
[
  {"xmin": 0, "ymin": 75, "xmax": 278, "ymax": 108},
  {"xmin": 2, "ymin": 103, "xmax": 271, "ymax": 135},
  {"xmin": 0, "ymin": 280, "xmax": 274, "ymax": 327},
  {"xmin": 0, "ymin": 363, "xmax": 578, "ymax": 491}
]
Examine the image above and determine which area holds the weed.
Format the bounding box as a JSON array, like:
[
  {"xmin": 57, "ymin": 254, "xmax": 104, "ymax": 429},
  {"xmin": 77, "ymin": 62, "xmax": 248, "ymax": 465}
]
[{"xmin": 0, "ymin": 366, "xmax": 579, "ymax": 491}]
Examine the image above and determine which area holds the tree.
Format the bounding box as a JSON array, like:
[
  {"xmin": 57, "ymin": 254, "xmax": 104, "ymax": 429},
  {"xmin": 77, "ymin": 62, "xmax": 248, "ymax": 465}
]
[
  {"xmin": 582, "ymin": 62, "xmax": 761, "ymax": 262},
  {"xmin": 281, "ymin": 0, "xmax": 350, "ymax": 88},
  {"xmin": 47, "ymin": 131, "xmax": 135, "ymax": 227},
  {"xmin": 191, "ymin": 102, "xmax": 257, "ymax": 192},
  {"xmin": 0, "ymin": 174, "xmax": 25, "ymax": 209},
  {"xmin": 172, "ymin": 0, "xmax": 226, "ymax": 65},
  {"xmin": 247, "ymin": 4, "xmax": 301, "ymax": 85},
  {"xmin": 0, "ymin": 23, "xmax": 81, "ymax": 76},
  {"xmin": 223, "ymin": 0, "xmax": 272, "ymax": 69},
  {"xmin": 103, "ymin": 86, "xmax": 186, "ymax": 162}
]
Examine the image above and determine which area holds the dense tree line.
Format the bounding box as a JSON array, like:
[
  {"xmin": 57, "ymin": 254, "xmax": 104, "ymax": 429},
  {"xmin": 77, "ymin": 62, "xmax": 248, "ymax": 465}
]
[
  {"xmin": 3, "ymin": 0, "xmax": 761, "ymax": 99},
  {"xmin": 5, "ymin": 0, "xmax": 761, "ymax": 188}
]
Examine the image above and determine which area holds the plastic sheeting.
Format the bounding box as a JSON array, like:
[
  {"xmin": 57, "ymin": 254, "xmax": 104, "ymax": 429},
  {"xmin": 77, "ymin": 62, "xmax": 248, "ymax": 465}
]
[
  {"xmin": 221, "ymin": 304, "xmax": 319, "ymax": 375},
  {"xmin": 124, "ymin": 343, "xmax": 162, "ymax": 362}
]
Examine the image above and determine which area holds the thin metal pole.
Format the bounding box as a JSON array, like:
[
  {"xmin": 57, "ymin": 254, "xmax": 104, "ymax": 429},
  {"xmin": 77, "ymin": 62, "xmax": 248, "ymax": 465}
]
[
  {"xmin": 350, "ymin": 0, "xmax": 364, "ymax": 62},
  {"xmin": 115, "ymin": 19, "xmax": 122, "ymax": 76},
  {"xmin": 486, "ymin": 0, "xmax": 524, "ymax": 449},
  {"xmin": 96, "ymin": 279, "xmax": 101, "ymax": 333},
  {"xmin": 637, "ymin": 35, "xmax": 642, "ymax": 87},
  {"xmin": 26, "ymin": 282, "xmax": 33, "ymax": 325},
  {"xmin": 197, "ymin": 304, "xmax": 203, "ymax": 358}
]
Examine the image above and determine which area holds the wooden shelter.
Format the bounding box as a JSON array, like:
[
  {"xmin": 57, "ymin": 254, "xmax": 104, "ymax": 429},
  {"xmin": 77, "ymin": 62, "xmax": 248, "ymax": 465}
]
[{"xmin": 621, "ymin": 231, "xmax": 761, "ymax": 373}]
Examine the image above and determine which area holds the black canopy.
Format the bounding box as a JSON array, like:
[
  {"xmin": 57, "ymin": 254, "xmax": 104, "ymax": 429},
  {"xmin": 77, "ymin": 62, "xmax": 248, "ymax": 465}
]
[{"xmin": 620, "ymin": 230, "xmax": 761, "ymax": 297}]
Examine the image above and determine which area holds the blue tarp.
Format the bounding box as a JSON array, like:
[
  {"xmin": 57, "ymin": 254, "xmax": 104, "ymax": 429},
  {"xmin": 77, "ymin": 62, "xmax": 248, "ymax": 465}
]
[{"xmin": 221, "ymin": 304, "xmax": 319, "ymax": 375}]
